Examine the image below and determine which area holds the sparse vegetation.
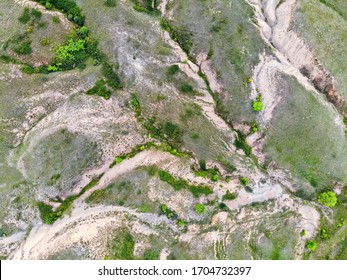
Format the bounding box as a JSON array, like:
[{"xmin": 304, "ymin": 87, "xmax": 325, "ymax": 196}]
[
  {"xmin": 108, "ymin": 229, "xmax": 135, "ymax": 260},
  {"xmin": 222, "ymin": 190, "xmax": 237, "ymax": 201}
]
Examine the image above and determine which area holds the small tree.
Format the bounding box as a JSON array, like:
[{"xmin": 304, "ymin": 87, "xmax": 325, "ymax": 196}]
[{"xmin": 318, "ymin": 191, "xmax": 337, "ymax": 207}]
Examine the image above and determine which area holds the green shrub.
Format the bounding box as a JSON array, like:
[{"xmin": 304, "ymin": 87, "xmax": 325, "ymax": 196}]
[
  {"xmin": 320, "ymin": 228, "xmax": 329, "ymax": 239},
  {"xmin": 180, "ymin": 83, "xmax": 194, "ymax": 94},
  {"xmin": 86, "ymin": 79, "xmax": 112, "ymax": 100},
  {"xmin": 239, "ymin": 177, "xmax": 250, "ymax": 186},
  {"xmin": 31, "ymin": 8, "xmax": 42, "ymax": 19},
  {"xmin": 161, "ymin": 204, "xmax": 168, "ymax": 213},
  {"xmin": 222, "ymin": 190, "xmax": 237, "ymax": 201},
  {"xmin": 167, "ymin": 64, "xmax": 179, "ymax": 76},
  {"xmin": 194, "ymin": 203, "xmax": 206, "ymax": 215},
  {"xmin": 12, "ymin": 41, "xmax": 32, "ymax": 55},
  {"xmin": 318, "ymin": 191, "xmax": 337, "ymax": 207},
  {"xmin": 177, "ymin": 220, "xmax": 185, "ymax": 227},
  {"xmin": 300, "ymin": 229, "xmax": 306, "ymax": 237},
  {"xmin": 18, "ymin": 7, "xmax": 31, "ymax": 24},
  {"xmin": 252, "ymin": 100, "xmax": 264, "ymax": 112},
  {"xmin": 306, "ymin": 240, "xmax": 317, "ymax": 252}
]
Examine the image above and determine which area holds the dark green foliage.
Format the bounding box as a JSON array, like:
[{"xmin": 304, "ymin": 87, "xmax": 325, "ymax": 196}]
[
  {"xmin": 234, "ymin": 133, "xmax": 252, "ymax": 156},
  {"xmin": 160, "ymin": 204, "xmax": 177, "ymax": 220},
  {"xmin": 37, "ymin": 175, "xmax": 102, "ymax": 224},
  {"xmin": 158, "ymin": 170, "xmax": 212, "ymax": 197},
  {"xmin": 86, "ymin": 80, "xmax": 112, "ymax": 100},
  {"xmin": 101, "ymin": 63, "xmax": 122, "ymax": 90},
  {"xmin": 109, "ymin": 229, "xmax": 135, "ymax": 260},
  {"xmin": 104, "ymin": 0, "xmax": 116, "ymax": 7},
  {"xmin": 222, "ymin": 190, "xmax": 237, "ymax": 201},
  {"xmin": 167, "ymin": 64, "xmax": 180, "ymax": 76},
  {"xmin": 31, "ymin": 8, "xmax": 42, "ymax": 19},
  {"xmin": 199, "ymin": 160, "xmax": 206, "ymax": 170},
  {"xmin": 160, "ymin": 18, "xmax": 193, "ymax": 54},
  {"xmin": 33, "ymin": 0, "xmax": 85, "ymax": 26},
  {"xmin": 18, "ymin": 7, "xmax": 31, "ymax": 24},
  {"xmin": 179, "ymin": 83, "xmax": 194, "ymax": 95},
  {"xmin": 164, "ymin": 122, "xmax": 183, "ymax": 145},
  {"xmin": 239, "ymin": 177, "xmax": 250, "ymax": 185},
  {"xmin": 12, "ymin": 41, "xmax": 32, "ymax": 55}
]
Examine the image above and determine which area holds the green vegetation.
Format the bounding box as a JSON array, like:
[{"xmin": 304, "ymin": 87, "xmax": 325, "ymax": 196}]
[
  {"xmin": 239, "ymin": 177, "xmax": 250, "ymax": 186},
  {"xmin": 177, "ymin": 219, "xmax": 185, "ymax": 227},
  {"xmin": 160, "ymin": 204, "xmax": 177, "ymax": 220},
  {"xmin": 132, "ymin": 0, "xmax": 159, "ymax": 15},
  {"xmin": 318, "ymin": 191, "xmax": 337, "ymax": 207},
  {"xmin": 167, "ymin": 64, "xmax": 180, "ymax": 76},
  {"xmin": 194, "ymin": 203, "xmax": 206, "ymax": 215},
  {"xmin": 222, "ymin": 190, "xmax": 237, "ymax": 201},
  {"xmin": 300, "ymin": 229, "xmax": 306, "ymax": 237},
  {"xmin": 306, "ymin": 240, "xmax": 317, "ymax": 252},
  {"xmin": 252, "ymin": 96, "xmax": 264, "ymax": 112},
  {"xmin": 108, "ymin": 229, "xmax": 134, "ymax": 260},
  {"xmin": 33, "ymin": 0, "xmax": 85, "ymax": 26},
  {"xmin": 234, "ymin": 133, "xmax": 252, "ymax": 156},
  {"xmin": 37, "ymin": 175, "xmax": 102, "ymax": 224},
  {"xmin": 158, "ymin": 170, "xmax": 213, "ymax": 197},
  {"xmin": 86, "ymin": 79, "xmax": 112, "ymax": 100},
  {"xmin": 109, "ymin": 142, "xmax": 156, "ymax": 168},
  {"xmin": 160, "ymin": 18, "xmax": 193, "ymax": 55},
  {"xmin": 143, "ymin": 248, "xmax": 160, "ymax": 260},
  {"xmin": 193, "ymin": 163, "xmax": 220, "ymax": 182},
  {"xmin": 40, "ymin": 37, "xmax": 50, "ymax": 46},
  {"xmin": 18, "ymin": 7, "xmax": 31, "ymax": 24}
]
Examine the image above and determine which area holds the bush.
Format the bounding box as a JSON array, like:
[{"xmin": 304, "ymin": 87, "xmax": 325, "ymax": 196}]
[
  {"xmin": 306, "ymin": 240, "xmax": 317, "ymax": 252},
  {"xmin": 180, "ymin": 83, "xmax": 194, "ymax": 94},
  {"xmin": 222, "ymin": 190, "xmax": 237, "ymax": 201},
  {"xmin": 194, "ymin": 203, "xmax": 206, "ymax": 215},
  {"xmin": 252, "ymin": 100, "xmax": 264, "ymax": 112},
  {"xmin": 18, "ymin": 7, "xmax": 31, "ymax": 24},
  {"xmin": 318, "ymin": 191, "xmax": 337, "ymax": 207},
  {"xmin": 31, "ymin": 8, "xmax": 42, "ymax": 19},
  {"xmin": 86, "ymin": 79, "xmax": 112, "ymax": 100},
  {"xmin": 239, "ymin": 177, "xmax": 250, "ymax": 186},
  {"xmin": 167, "ymin": 64, "xmax": 179, "ymax": 76},
  {"xmin": 12, "ymin": 41, "xmax": 32, "ymax": 55}
]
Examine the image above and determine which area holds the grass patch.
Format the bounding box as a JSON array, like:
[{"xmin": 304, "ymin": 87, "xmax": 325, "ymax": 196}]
[{"xmin": 158, "ymin": 170, "xmax": 213, "ymax": 197}]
